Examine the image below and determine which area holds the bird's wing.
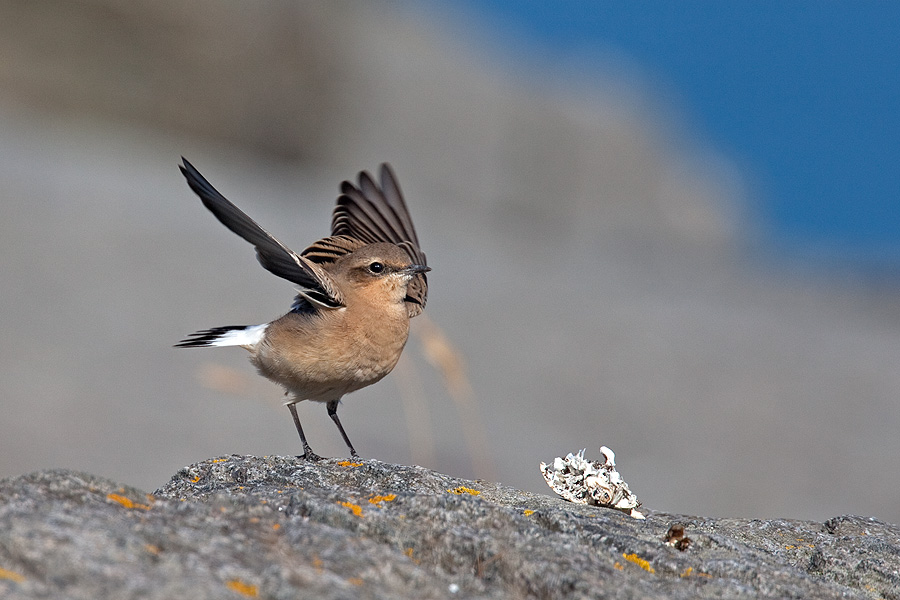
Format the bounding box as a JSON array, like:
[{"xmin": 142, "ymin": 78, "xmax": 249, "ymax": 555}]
[
  {"xmin": 180, "ymin": 158, "xmax": 345, "ymax": 309},
  {"xmin": 300, "ymin": 234, "xmax": 366, "ymax": 264},
  {"xmin": 332, "ymin": 164, "xmax": 428, "ymax": 316}
]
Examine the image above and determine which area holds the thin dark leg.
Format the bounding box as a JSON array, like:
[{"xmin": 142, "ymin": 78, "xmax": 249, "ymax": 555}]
[
  {"xmin": 287, "ymin": 403, "xmax": 321, "ymax": 461},
  {"xmin": 327, "ymin": 400, "xmax": 359, "ymax": 458}
]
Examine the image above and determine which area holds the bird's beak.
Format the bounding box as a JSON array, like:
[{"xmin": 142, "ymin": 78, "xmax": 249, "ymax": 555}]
[{"xmin": 405, "ymin": 264, "xmax": 431, "ymax": 275}]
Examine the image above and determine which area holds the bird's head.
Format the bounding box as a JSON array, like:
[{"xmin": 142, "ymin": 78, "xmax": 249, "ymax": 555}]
[{"xmin": 333, "ymin": 243, "xmax": 430, "ymax": 307}]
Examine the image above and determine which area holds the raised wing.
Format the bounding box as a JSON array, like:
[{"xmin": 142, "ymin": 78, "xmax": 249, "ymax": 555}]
[
  {"xmin": 332, "ymin": 164, "xmax": 428, "ymax": 316},
  {"xmin": 301, "ymin": 234, "xmax": 366, "ymax": 264},
  {"xmin": 180, "ymin": 158, "xmax": 345, "ymax": 309}
]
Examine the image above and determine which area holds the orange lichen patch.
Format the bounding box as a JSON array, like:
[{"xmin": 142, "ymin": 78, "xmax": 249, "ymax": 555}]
[
  {"xmin": 338, "ymin": 501, "xmax": 364, "ymax": 517},
  {"xmin": 404, "ymin": 547, "xmax": 420, "ymax": 564},
  {"xmin": 679, "ymin": 567, "xmax": 713, "ymax": 579},
  {"xmin": 347, "ymin": 577, "xmax": 364, "ymax": 586},
  {"xmin": 211, "ymin": 458, "xmax": 228, "ymax": 463},
  {"xmin": 272, "ymin": 523, "xmax": 281, "ymax": 531},
  {"xmin": 368, "ymin": 494, "xmax": 396, "ymax": 505},
  {"xmin": 106, "ymin": 493, "xmax": 151, "ymax": 510},
  {"xmin": 337, "ymin": 460, "xmax": 364, "ymax": 467},
  {"xmin": 0, "ymin": 567, "xmax": 26, "ymax": 583},
  {"xmin": 613, "ymin": 561, "xmax": 624, "ymax": 571},
  {"xmin": 225, "ymin": 578, "xmax": 258, "ymax": 597},
  {"xmin": 312, "ymin": 556, "xmax": 324, "ymax": 573},
  {"xmin": 523, "ymin": 509, "xmax": 535, "ymax": 516},
  {"xmin": 447, "ymin": 486, "xmax": 480, "ymax": 496},
  {"xmin": 190, "ymin": 475, "xmax": 201, "ymax": 483},
  {"xmin": 144, "ymin": 544, "xmax": 161, "ymax": 555},
  {"xmin": 622, "ymin": 553, "xmax": 655, "ymax": 574}
]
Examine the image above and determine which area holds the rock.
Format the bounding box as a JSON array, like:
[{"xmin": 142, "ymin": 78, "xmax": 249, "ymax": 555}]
[{"xmin": 0, "ymin": 455, "xmax": 897, "ymax": 599}]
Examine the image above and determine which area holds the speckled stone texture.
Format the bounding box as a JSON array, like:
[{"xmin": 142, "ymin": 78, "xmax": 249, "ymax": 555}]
[{"xmin": 0, "ymin": 456, "xmax": 897, "ymax": 599}]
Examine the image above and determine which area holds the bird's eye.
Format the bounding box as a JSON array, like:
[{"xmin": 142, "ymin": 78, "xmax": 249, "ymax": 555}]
[{"xmin": 368, "ymin": 261, "xmax": 385, "ymax": 274}]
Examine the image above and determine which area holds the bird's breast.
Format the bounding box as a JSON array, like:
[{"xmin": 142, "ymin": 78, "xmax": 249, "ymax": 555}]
[{"xmin": 251, "ymin": 304, "xmax": 411, "ymax": 401}]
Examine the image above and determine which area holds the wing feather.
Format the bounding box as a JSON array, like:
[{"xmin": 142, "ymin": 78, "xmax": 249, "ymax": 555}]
[
  {"xmin": 301, "ymin": 235, "xmax": 366, "ymax": 264},
  {"xmin": 180, "ymin": 158, "xmax": 345, "ymax": 308}
]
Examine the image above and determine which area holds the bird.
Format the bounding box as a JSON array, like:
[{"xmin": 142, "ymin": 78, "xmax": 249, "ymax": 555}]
[{"xmin": 175, "ymin": 158, "xmax": 429, "ymax": 461}]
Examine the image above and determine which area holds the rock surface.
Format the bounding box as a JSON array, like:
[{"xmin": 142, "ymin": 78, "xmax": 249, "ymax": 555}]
[{"xmin": 0, "ymin": 456, "xmax": 897, "ymax": 599}]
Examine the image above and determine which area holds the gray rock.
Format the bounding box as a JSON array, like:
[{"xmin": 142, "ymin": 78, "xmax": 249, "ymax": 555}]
[{"xmin": 0, "ymin": 456, "xmax": 897, "ymax": 599}]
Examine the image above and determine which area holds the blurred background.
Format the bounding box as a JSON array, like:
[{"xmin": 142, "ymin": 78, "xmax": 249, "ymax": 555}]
[{"xmin": 2, "ymin": 0, "xmax": 899, "ymax": 523}]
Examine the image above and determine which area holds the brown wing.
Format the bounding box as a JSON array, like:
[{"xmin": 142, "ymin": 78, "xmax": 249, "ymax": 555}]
[
  {"xmin": 301, "ymin": 235, "xmax": 366, "ymax": 264},
  {"xmin": 180, "ymin": 158, "xmax": 345, "ymax": 309},
  {"xmin": 331, "ymin": 164, "xmax": 428, "ymax": 316}
]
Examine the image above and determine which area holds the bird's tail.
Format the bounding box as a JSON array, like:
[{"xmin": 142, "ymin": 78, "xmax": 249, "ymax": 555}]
[{"xmin": 175, "ymin": 324, "xmax": 268, "ymax": 348}]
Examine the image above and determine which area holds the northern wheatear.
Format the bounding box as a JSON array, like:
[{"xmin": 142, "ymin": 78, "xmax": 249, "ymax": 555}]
[{"xmin": 176, "ymin": 159, "xmax": 429, "ymax": 460}]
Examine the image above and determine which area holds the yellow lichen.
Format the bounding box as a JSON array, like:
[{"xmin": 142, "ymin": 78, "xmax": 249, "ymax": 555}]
[
  {"xmin": 368, "ymin": 494, "xmax": 397, "ymax": 505},
  {"xmin": 447, "ymin": 486, "xmax": 480, "ymax": 496},
  {"xmin": 225, "ymin": 578, "xmax": 258, "ymax": 597},
  {"xmin": 106, "ymin": 493, "xmax": 151, "ymax": 510},
  {"xmin": 339, "ymin": 501, "xmax": 364, "ymax": 517},
  {"xmin": 622, "ymin": 553, "xmax": 655, "ymax": 573},
  {"xmin": 678, "ymin": 567, "xmax": 713, "ymax": 579},
  {"xmin": 211, "ymin": 458, "xmax": 228, "ymax": 463},
  {"xmin": 523, "ymin": 509, "xmax": 535, "ymax": 516},
  {"xmin": 0, "ymin": 567, "xmax": 26, "ymax": 583},
  {"xmin": 337, "ymin": 460, "xmax": 364, "ymax": 467}
]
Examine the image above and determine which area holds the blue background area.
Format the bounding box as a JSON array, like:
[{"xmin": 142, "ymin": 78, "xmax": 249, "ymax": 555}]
[{"xmin": 437, "ymin": 1, "xmax": 900, "ymax": 269}]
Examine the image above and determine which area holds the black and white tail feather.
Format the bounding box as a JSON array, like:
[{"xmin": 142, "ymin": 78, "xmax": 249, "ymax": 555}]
[{"xmin": 175, "ymin": 324, "xmax": 268, "ymax": 349}]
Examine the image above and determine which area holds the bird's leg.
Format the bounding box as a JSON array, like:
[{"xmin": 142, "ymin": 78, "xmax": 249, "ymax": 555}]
[
  {"xmin": 327, "ymin": 399, "xmax": 360, "ymax": 458},
  {"xmin": 287, "ymin": 403, "xmax": 321, "ymax": 461}
]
